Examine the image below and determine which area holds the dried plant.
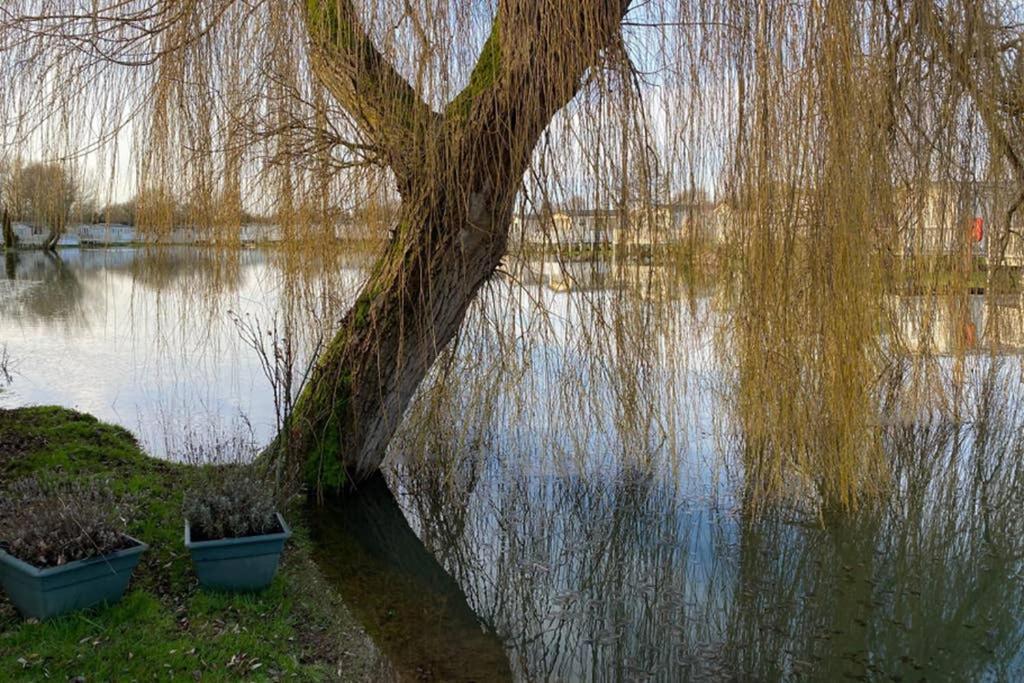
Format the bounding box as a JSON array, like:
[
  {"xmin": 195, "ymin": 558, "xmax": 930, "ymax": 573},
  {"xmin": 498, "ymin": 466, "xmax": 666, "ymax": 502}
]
[
  {"xmin": 183, "ymin": 467, "xmax": 280, "ymax": 542},
  {"xmin": 0, "ymin": 478, "xmax": 133, "ymax": 568},
  {"xmin": 229, "ymin": 309, "xmax": 325, "ymax": 494},
  {"xmin": 169, "ymin": 413, "xmax": 259, "ymax": 468}
]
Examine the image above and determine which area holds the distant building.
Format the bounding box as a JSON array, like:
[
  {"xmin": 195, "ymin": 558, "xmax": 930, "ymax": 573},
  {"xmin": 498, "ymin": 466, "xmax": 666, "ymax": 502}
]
[
  {"xmin": 707, "ymin": 201, "xmax": 742, "ymax": 246},
  {"xmin": 620, "ymin": 201, "xmax": 716, "ymax": 248},
  {"xmin": 11, "ymin": 223, "xmax": 37, "ymax": 244},
  {"xmin": 7, "ymin": 223, "xmax": 80, "ymax": 247},
  {"xmin": 240, "ymin": 223, "xmax": 282, "ymax": 244},
  {"xmin": 513, "ymin": 201, "xmax": 724, "ymax": 251},
  {"xmin": 900, "ymin": 182, "xmax": 1024, "ymax": 264},
  {"xmin": 166, "ymin": 227, "xmax": 202, "ymax": 244},
  {"xmin": 899, "ymin": 184, "xmax": 976, "ymax": 258},
  {"xmin": 618, "ymin": 205, "xmax": 677, "ymax": 248},
  {"xmin": 980, "ymin": 184, "xmax": 1024, "ymax": 266},
  {"xmin": 511, "ymin": 214, "xmax": 547, "ymax": 246},
  {"xmin": 77, "ymin": 223, "xmax": 137, "ymax": 245},
  {"xmin": 550, "ymin": 209, "xmax": 617, "ymax": 247},
  {"xmin": 511, "ymin": 209, "xmax": 616, "ymax": 248}
]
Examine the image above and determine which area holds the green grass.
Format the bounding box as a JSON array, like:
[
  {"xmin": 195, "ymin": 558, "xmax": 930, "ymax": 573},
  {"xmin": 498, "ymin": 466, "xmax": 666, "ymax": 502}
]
[{"xmin": 0, "ymin": 406, "xmax": 378, "ymax": 681}]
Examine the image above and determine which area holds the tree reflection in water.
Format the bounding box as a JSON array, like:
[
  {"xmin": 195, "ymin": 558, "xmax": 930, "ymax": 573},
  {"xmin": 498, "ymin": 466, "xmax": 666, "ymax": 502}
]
[
  {"xmin": 305, "ymin": 358, "xmax": 1024, "ymax": 681},
  {"xmin": 1, "ymin": 247, "xmax": 1021, "ymax": 679},
  {"xmin": 0, "ymin": 250, "xmax": 86, "ymax": 327},
  {"xmin": 307, "ymin": 474, "xmax": 514, "ymax": 682}
]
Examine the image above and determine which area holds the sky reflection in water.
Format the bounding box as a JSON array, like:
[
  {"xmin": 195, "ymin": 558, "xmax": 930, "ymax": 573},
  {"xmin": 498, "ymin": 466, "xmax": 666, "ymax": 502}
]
[{"xmin": 2, "ymin": 247, "xmax": 1022, "ymax": 681}]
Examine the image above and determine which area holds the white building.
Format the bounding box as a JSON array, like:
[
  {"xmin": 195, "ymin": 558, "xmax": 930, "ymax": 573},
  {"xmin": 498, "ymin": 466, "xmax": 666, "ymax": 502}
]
[
  {"xmin": 240, "ymin": 224, "xmax": 282, "ymax": 244},
  {"xmin": 7, "ymin": 222, "xmax": 81, "ymax": 247},
  {"xmin": 511, "ymin": 214, "xmax": 548, "ymax": 246},
  {"xmin": 899, "ymin": 183, "xmax": 1024, "ymax": 264},
  {"xmin": 511, "ymin": 210, "xmax": 616, "ymax": 249},
  {"xmin": 619, "ymin": 202, "xmax": 714, "ymax": 248},
  {"xmin": 77, "ymin": 223, "xmax": 137, "ymax": 245},
  {"xmin": 11, "ymin": 222, "xmax": 39, "ymax": 244},
  {"xmin": 551, "ymin": 210, "xmax": 616, "ymax": 247}
]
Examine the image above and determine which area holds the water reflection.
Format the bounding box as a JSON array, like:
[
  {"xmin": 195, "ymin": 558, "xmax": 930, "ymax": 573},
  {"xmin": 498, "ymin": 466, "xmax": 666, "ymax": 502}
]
[
  {"xmin": 1, "ymin": 247, "xmax": 1022, "ymax": 679},
  {"xmin": 375, "ymin": 379, "xmax": 1024, "ymax": 680},
  {"xmin": 892, "ymin": 294, "xmax": 1024, "ymax": 356},
  {"xmin": 1, "ymin": 250, "xmax": 86, "ymax": 326},
  {"xmin": 308, "ymin": 475, "xmax": 513, "ymax": 682},
  {"xmin": 0, "ymin": 247, "xmax": 363, "ymax": 456}
]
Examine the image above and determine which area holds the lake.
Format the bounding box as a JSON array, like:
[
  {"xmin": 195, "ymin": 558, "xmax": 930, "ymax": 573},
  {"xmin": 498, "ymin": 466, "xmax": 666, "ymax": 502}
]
[{"xmin": 2, "ymin": 246, "xmax": 1023, "ymax": 681}]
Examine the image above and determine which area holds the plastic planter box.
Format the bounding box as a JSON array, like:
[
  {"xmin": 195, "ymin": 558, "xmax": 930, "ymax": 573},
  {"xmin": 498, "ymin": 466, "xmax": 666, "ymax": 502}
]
[
  {"xmin": 0, "ymin": 537, "xmax": 147, "ymax": 620},
  {"xmin": 185, "ymin": 513, "xmax": 291, "ymax": 592}
]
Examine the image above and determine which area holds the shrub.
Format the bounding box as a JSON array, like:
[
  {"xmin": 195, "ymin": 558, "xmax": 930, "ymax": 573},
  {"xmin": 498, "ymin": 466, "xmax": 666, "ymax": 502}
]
[
  {"xmin": 0, "ymin": 477, "xmax": 133, "ymax": 568},
  {"xmin": 182, "ymin": 467, "xmax": 278, "ymax": 541}
]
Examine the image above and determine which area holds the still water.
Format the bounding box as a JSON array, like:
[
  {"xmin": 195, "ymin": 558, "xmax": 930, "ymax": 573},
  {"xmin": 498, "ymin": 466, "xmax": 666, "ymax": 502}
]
[{"xmin": 2, "ymin": 247, "xmax": 1023, "ymax": 681}]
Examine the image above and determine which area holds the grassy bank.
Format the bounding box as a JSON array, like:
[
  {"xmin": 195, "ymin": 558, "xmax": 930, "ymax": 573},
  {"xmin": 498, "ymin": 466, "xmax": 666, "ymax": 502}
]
[{"xmin": 0, "ymin": 407, "xmax": 382, "ymax": 681}]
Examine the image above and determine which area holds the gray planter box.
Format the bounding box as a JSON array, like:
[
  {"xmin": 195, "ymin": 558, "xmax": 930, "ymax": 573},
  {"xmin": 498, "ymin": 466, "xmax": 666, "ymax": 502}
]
[
  {"xmin": 0, "ymin": 537, "xmax": 147, "ymax": 620},
  {"xmin": 185, "ymin": 513, "xmax": 291, "ymax": 592}
]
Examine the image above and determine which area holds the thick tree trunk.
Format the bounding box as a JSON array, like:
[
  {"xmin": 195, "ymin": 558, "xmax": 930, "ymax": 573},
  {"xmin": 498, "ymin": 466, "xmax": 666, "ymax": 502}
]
[
  {"xmin": 44, "ymin": 218, "xmax": 64, "ymax": 251},
  {"xmin": 284, "ymin": 1, "xmax": 631, "ymax": 490},
  {"xmin": 285, "ymin": 185, "xmax": 513, "ymax": 487}
]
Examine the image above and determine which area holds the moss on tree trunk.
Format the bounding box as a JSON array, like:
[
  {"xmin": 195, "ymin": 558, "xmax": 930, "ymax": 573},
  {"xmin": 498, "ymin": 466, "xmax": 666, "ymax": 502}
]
[
  {"xmin": 285, "ymin": 1, "xmax": 631, "ymax": 491},
  {"xmin": 282, "ymin": 190, "xmax": 511, "ymax": 494}
]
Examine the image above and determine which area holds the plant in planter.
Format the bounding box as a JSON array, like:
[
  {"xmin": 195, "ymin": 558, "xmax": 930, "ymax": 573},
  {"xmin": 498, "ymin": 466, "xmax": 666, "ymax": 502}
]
[
  {"xmin": 183, "ymin": 467, "xmax": 290, "ymax": 592},
  {"xmin": 0, "ymin": 477, "xmax": 146, "ymax": 620}
]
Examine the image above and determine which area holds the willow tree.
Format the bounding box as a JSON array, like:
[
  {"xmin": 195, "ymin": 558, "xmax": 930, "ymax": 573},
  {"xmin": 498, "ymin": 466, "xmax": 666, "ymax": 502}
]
[
  {"xmin": 2, "ymin": 0, "xmax": 1022, "ymax": 507},
  {"xmin": 6, "ymin": 162, "xmax": 81, "ymax": 251},
  {"xmin": 289, "ymin": 2, "xmax": 631, "ymax": 480},
  {"xmin": 1, "ymin": 161, "xmax": 12, "ymax": 249},
  {"xmin": 2, "ymin": 0, "xmax": 642, "ymax": 482}
]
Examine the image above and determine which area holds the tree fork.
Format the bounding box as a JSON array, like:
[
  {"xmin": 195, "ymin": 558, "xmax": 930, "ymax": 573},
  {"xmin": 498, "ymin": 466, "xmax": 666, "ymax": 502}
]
[{"xmin": 284, "ymin": 1, "xmax": 632, "ymax": 491}]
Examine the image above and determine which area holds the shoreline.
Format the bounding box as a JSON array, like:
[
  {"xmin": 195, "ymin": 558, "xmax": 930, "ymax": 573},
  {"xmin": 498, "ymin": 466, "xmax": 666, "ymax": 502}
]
[{"xmin": 0, "ymin": 406, "xmax": 385, "ymax": 681}]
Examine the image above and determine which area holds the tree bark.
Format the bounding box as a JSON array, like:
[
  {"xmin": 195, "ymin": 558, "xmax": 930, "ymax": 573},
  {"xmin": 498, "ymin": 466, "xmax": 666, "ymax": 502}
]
[
  {"xmin": 285, "ymin": 192, "xmax": 512, "ymax": 485},
  {"xmin": 44, "ymin": 231, "xmax": 59, "ymax": 251},
  {"xmin": 1, "ymin": 209, "xmax": 12, "ymax": 249},
  {"xmin": 281, "ymin": 1, "xmax": 631, "ymax": 490}
]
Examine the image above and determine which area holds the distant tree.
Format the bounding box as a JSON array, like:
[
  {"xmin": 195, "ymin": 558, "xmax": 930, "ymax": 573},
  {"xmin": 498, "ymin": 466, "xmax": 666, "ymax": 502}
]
[
  {"xmin": 9, "ymin": 161, "xmax": 80, "ymax": 251},
  {"xmin": 1, "ymin": 209, "xmax": 12, "ymax": 250},
  {"xmin": 670, "ymin": 187, "xmax": 709, "ymax": 206},
  {"xmin": 134, "ymin": 188, "xmax": 186, "ymax": 234},
  {"xmin": 103, "ymin": 191, "xmax": 269, "ymax": 233},
  {"xmin": 565, "ymin": 195, "xmax": 588, "ymax": 212},
  {"xmin": 101, "ymin": 199, "xmax": 138, "ymax": 226},
  {"xmin": 1, "ymin": 162, "xmax": 13, "ymax": 249}
]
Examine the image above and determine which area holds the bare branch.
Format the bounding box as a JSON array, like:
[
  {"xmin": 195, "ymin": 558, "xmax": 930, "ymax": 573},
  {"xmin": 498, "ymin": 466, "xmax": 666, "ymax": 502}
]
[{"xmin": 303, "ymin": 0, "xmax": 441, "ymax": 186}]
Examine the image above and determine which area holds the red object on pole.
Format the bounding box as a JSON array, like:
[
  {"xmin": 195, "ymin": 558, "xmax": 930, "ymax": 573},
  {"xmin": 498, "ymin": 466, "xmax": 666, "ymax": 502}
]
[{"xmin": 972, "ymin": 217, "xmax": 984, "ymax": 242}]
